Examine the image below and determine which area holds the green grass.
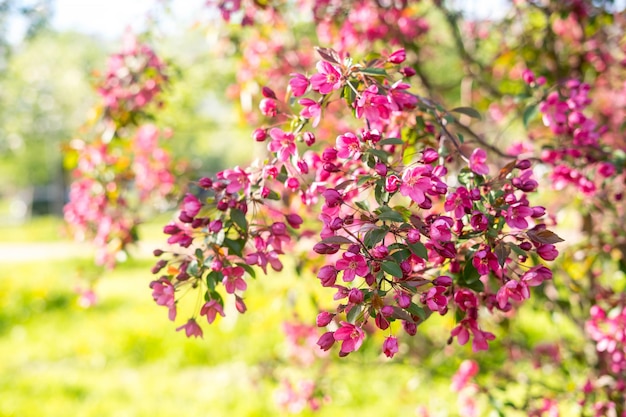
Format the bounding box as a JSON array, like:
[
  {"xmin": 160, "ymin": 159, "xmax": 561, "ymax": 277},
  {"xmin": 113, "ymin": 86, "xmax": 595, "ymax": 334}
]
[
  {"xmin": 0, "ymin": 215, "xmax": 68, "ymax": 243},
  {"xmin": 0, "ymin": 255, "xmax": 462, "ymax": 417}
]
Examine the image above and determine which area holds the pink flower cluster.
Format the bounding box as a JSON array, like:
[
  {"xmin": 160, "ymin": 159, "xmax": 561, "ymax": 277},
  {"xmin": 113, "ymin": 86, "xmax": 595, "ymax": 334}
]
[
  {"xmin": 586, "ymin": 305, "xmax": 626, "ymax": 375},
  {"xmin": 533, "ymin": 75, "xmax": 618, "ymax": 197},
  {"xmin": 65, "ymin": 36, "xmax": 175, "ymax": 270},
  {"xmin": 151, "ymin": 47, "xmax": 560, "ymax": 363},
  {"xmin": 97, "ymin": 32, "xmax": 167, "ymax": 116}
]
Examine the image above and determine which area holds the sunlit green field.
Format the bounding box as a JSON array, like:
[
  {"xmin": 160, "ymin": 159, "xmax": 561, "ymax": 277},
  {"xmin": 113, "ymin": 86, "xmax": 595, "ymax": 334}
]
[{"xmin": 0, "ymin": 218, "xmax": 464, "ymax": 417}]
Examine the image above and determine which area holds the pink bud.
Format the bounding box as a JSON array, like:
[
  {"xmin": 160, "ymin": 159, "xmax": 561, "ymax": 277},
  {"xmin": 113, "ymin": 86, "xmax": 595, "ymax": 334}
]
[
  {"xmin": 285, "ymin": 213, "xmax": 303, "ymax": 229},
  {"xmin": 433, "ymin": 275, "xmax": 453, "ymax": 286},
  {"xmin": 388, "ymin": 49, "xmax": 406, "ymax": 64},
  {"xmin": 316, "ymin": 311, "xmax": 334, "ymax": 327},
  {"xmin": 400, "ymin": 66, "xmax": 416, "ymax": 77},
  {"xmin": 252, "ymin": 128, "xmax": 267, "ymax": 142},
  {"xmin": 374, "ymin": 163, "xmax": 388, "ymax": 176},
  {"xmin": 317, "ymin": 331, "xmax": 335, "ymax": 351},
  {"xmin": 348, "ymin": 288, "xmax": 364, "ymax": 304},
  {"xmin": 235, "ymin": 295, "xmax": 247, "ymax": 313},
  {"xmin": 383, "ymin": 336, "xmax": 399, "ymax": 358},
  {"xmin": 262, "ymin": 86, "xmax": 276, "ymax": 99},
  {"xmin": 303, "ymin": 131, "xmax": 316, "ymax": 146}
]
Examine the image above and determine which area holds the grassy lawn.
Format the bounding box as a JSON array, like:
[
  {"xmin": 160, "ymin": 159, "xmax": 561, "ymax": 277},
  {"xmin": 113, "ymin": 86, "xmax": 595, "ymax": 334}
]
[{"xmin": 0, "ymin": 239, "xmax": 460, "ymax": 417}]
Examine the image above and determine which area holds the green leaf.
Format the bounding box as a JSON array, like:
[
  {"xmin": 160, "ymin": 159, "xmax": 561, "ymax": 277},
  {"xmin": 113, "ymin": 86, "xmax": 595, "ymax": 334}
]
[
  {"xmin": 364, "ymin": 226, "xmax": 389, "ymax": 248},
  {"xmin": 319, "ymin": 235, "xmax": 354, "ymax": 245},
  {"xmin": 358, "ymin": 67, "xmax": 387, "ymax": 76},
  {"xmin": 355, "ymin": 200, "xmax": 370, "ymax": 212},
  {"xmin": 408, "ymin": 241, "xmax": 428, "ymax": 259},
  {"xmin": 523, "ymin": 104, "xmax": 538, "ymax": 128},
  {"xmin": 406, "ymin": 302, "xmax": 427, "ymax": 320},
  {"xmin": 266, "ymin": 190, "xmax": 281, "ymax": 200},
  {"xmin": 458, "ymin": 263, "xmax": 485, "ymax": 292},
  {"xmin": 451, "ymin": 106, "xmax": 482, "ymax": 120},
  {"xmin": 378, "ymin": 210, "xmax": 405, "ymax": 223},
  {"xmin": 526, "ymin": 229, "xmax": 565, "ymax": 244},
  {"xmin": 494, "ymin": 242, "xmax": 511, "ymax": 268},
  {"xmin": 346, "ymin": 305, "xmax": 363, "ymax": 323},
  {"xmin": 378, "ymin": 137, "xmax": 404, "ymax": 145},
  {"xmin": 382, "ymin": 261, "xmax": 403, "ymax": 278},
  {"xmin": 236, "ymin": 263, "xmax": 257, "ymax": 279},
  {"xmin": 368, "ymin": 148, "xmax": 391, "ymax": 161},
  {"xmin": 206, "ymin": 270, "xmax": 221, "ymax": 291},
  {"xmin": 465, "ymin": 279, "xmax": 485, "ymax": 292},
  {"xmin": 230, "ymin": 208, "xmax": 248, "ymax": 233},
  {"xmin": 357, "ymin": 175, "xmax": 375, "ymax": 186},
  {"xmin": 463, "ymin": 262, "xmax": 481, "ymax": 283},
  {"xmin": 457, "ymin": 168, "xmax": 473, "ymax": 186},
  {"xmin": 391, "ymin": 248, "xmax": 411, "ymax": 264},
  {"xmin": 223, "ymin": 238, "xmax": 245, "ymax": 256}
]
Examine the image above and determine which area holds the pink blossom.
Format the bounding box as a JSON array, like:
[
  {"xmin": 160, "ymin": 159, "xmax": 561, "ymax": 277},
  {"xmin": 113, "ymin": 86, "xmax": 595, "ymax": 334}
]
[
  {"xmin": 223, "ymin": 266, "xmax": 247, "ymax": 293},
  {"xmin": 512, "ymin": 169, "xmax": 538, "ymax": 192},
  {"xmin": 472, "ymin": 248, "xmax": 500, "ymax": 276},
  {"xmin": 259, "ymin": 98, "xmax": 277, "ymax": 117},
  {"xmin": 496, "ymin": 279, "xmax": 529, "ymax": 309},
  {"xmin": 333, "ymin": 322, "xmax": 365, "ymax": 355},
  {"xmin": 223, "ymin": 166, "xmax": 249, "ymax": 194},
  {"xmin": 289, "ymin": 72, "xmax": 309, "ymax": 97},
  {"xmin": 506, "ymin": 202, "xmax": 534, "ymax": 229},
  {"xmin": 310, "ymin": 61, "xmax": 343, "ymax": 94},
  {"xmin": 469, "ymin": 148, "xmax": 489, "ymax": 175},
  {"xmin": 252, "ymin": 128, "xmax": 267, "ymax": 142},
  {"xmin": 430, "ymin": 216, "xmax": 454, "ymax": 243},
  {"xmin": 421, "ymin": 286, "xmax": 448, "ymax": 315},
  {"xmin": 521, "ymin": 265, "xmax": 553, "ymax": 286},
  {"xmin": 537, "ymin": 244, "xmax": 558, "ymax": 261},
  {"xmin": 176, "ymin": 318, "xmax": 203, "ymax": 338},
  {"xmin": 444, "ymin": 186, "xmax": 472, "ymax": 219},
  {"xmin": 400, "ymin": 166, "xmax": 431, "ymax": 204},
  {"xmin": 235, "ymin": 295, "xmax": 247, "ymax": 314},
  {"xmin": 200, "ymin": 299, "xmax": 225, "ymax": 324},
  {"xmin": 299, "ymin": 98, "xmax": 322, "ymax": 127},
  {"xmin": 389, "ymin": 80, "xmax": 417, "ymax": 111},
  {"xmin": 451, "ymin": 318, "xmax": 495, "ymax": 351},
  {"xmin": 355, "ymin": 85, "xmax": 391, "ymax": 123},
  {"xmin": 317, "ymin": 265, "xmax": 338, "ymax": 287},
  {"xmin": 382, "ymin": 336, "xmax": 399, "ymax": 358},
  {"xmin": 335, "ymin": 132, "xmax": 362, "ymax": 159},
  {"xmin": 316, "ymin": 312, "xmax": 334, "ymax": 327},
  {"xmin": 268, "ymin": 128, "xmax": 296, "ymax": 162},
  {"xmin": 336, "ymin": 251, "xmax": 369, "ymax": 282},
  {"xmin": 451, "ymin": 360, "xmax": 479, "ymax": 392}
]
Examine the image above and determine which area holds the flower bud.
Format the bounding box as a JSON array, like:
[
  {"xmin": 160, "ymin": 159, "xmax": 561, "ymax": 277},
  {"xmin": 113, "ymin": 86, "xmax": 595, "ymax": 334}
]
[
  {"xmin": 303, "ymin": 131, "xmax": 316, "ymax": 146},
  {"xmin": 252, "ymin": 128, "xmax": 267, "ymax": 142},
  {"xmin": 316, "ymin": 311, "xmax": 334, "ymax": 327},
  {"xmin": 388, "ymin": 49, "xmax": 406, "ymax": 64},
  {"xmin": 317, "ymin": 331, "xmax": 335, "ymax": 351}
]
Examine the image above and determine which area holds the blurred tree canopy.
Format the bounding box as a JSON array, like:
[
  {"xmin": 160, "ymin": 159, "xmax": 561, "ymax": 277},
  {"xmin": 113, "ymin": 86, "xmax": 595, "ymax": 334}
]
[{"xmin": 0, "ymin": 31, "xmax": 104, "ymax": 189}]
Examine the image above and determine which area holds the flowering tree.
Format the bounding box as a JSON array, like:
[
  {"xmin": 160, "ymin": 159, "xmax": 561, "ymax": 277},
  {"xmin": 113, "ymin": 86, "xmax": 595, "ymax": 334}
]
[
  {"xmin": 66, "ymin": 0, "xmax": 626, "ymax": 414},
  {"xmin": 64, "ymin": 32, "xmax": 178, "ymax": 302}
]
